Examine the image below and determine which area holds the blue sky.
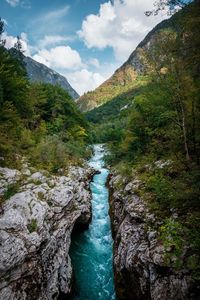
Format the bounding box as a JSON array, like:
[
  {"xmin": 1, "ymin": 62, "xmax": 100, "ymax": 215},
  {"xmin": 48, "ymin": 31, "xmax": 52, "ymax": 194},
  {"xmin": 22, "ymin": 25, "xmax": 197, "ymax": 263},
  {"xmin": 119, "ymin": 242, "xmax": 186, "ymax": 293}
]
[{"xmin": 0, "ymin": 0, "xmax": 168, "ymax": 95}]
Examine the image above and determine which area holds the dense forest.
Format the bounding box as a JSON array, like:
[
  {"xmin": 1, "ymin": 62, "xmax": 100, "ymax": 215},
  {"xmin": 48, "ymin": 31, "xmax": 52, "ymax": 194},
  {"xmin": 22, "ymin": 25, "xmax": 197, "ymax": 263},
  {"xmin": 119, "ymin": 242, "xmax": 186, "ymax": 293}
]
[{"xmin": 0, "ymin": 20, "xmax": 90, "ymax": 174}]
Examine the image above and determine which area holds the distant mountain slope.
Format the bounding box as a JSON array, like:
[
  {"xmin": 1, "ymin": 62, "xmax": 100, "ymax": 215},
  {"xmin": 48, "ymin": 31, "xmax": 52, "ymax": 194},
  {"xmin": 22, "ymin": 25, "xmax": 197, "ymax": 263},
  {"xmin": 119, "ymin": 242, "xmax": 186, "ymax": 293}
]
[
  {"xmin": 77, "ymin": 7, "xmax": 185, "ymax": 112},
  {"xmin": 77, "ymin": 64, "xmax": 138, "ymax": 112},
  {"xmin": 9, "ymin": 49, "xmax": 79, "ymax": 100},
  {"xmin": 23, "ymin": 56, "xmax": 79, "ymax": 99}
]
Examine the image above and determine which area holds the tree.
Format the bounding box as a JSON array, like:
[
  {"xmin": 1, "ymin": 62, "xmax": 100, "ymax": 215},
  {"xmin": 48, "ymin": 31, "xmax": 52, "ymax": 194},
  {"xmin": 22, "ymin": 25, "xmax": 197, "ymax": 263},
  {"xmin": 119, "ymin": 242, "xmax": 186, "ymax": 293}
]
[
  {"xmin": 14, "ymin": 35, "xmax": 24, "ymax": 53},
  {"xmin": 0, "ymin": 46, "xmax": 28, "ymax": 115},
  {"xmin": 0, "ymin": 17, "xmax": 6, "ymax": 46}
]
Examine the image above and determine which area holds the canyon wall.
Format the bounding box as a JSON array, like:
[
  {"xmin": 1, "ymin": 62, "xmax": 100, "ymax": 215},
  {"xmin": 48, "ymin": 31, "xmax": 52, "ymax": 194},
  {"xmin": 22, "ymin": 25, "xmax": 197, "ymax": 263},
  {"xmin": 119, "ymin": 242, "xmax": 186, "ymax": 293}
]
[
  {"xmin": 0, "ymin": 163, "xmax": 94, "ymax": 299},
  {"xmin": 108, "ymin": 173, "xmax": 198, "ymax": 300}
]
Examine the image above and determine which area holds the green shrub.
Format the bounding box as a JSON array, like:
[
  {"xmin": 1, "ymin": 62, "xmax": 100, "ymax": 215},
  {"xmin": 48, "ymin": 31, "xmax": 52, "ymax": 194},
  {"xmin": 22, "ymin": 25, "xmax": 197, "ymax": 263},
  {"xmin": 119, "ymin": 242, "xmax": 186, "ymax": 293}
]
[
  {"xmin": 146, "ymin": 171, "xmax": 174, "ymax": 210},
  {"xmin": 0, "ymin": 183, "xmax": 20, "ymax": 205},
  {"xmin": 31, "ymin": 135, "xmax": 69, "ymax": 172},
  {"xmin": 160, "ymin": 218, "xmax": 184, "ymax": 268},
  {"xmin": 20, "ymin": 128, "xmax": 35, "ymax": 149},
  {"xmin": 27, "ymin": 218, "xmax": 38, "ymax": 233}
]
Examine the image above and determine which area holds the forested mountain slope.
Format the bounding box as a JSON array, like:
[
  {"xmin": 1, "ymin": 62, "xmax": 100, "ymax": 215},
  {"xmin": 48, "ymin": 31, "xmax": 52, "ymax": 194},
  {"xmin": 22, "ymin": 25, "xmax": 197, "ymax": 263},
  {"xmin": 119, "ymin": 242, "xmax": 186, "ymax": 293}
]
[
  {"xmin": 0, "ymin": 46, "xmax": 89, "ymax": 172},
  {"xmin": 86, "ymin": 2, "xmax": 200, "ymax": 298},
  {"xmin": 77, "ymin": 3, "xmax": 195, "ymax": 112}
]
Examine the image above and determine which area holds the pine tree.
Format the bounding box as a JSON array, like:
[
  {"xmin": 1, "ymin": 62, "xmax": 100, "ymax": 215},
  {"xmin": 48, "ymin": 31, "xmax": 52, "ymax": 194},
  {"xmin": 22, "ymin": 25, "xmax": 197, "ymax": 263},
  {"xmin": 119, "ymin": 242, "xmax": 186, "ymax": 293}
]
[
  {"xmin": 0, "ymin": 17, "xmax": 6, "ymax": 46},
  {"xmin": 14, "ymin": 35, "xmax": 24, "ymax": 53}
]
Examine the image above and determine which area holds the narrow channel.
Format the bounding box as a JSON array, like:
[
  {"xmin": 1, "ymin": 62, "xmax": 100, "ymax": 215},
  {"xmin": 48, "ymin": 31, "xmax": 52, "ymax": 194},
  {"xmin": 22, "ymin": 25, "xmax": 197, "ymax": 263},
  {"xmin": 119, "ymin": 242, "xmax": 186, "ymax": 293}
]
[{"xmin": 70, "ymin": 144, "xmax": 116, "ymax": 300}]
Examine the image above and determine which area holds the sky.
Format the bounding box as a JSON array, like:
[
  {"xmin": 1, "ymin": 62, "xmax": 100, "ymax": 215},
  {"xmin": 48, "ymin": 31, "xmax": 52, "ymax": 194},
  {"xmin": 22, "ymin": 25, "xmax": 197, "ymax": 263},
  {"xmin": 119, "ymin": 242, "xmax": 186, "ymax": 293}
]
[{"xmin": 0, "ymin": 0, "xmax": 169, "ymax": 95}]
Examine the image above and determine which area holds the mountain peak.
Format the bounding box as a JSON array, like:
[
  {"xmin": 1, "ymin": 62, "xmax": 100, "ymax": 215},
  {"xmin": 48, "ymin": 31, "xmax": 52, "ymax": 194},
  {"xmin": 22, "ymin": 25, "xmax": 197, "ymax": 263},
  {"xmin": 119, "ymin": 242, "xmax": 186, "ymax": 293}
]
[
  {"xmin": 24, "ymin": 56, "xmax": 79, "ymax": 100},
  {"xmin": 9, "ymin": 48, "xmax": 79, "ymax": 100}
]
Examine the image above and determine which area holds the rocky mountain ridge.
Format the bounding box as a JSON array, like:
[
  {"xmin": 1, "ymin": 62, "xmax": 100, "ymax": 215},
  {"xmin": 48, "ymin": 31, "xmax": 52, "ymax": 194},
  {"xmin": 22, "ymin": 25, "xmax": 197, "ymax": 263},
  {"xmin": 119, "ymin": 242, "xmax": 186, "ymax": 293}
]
[
  {"xmin": 9, "ymin": 49, "xmax": 79, "ymax": 100},
  {"xmin": 24, "ymin": 56, "xmax": 79, "ymax": 100}
]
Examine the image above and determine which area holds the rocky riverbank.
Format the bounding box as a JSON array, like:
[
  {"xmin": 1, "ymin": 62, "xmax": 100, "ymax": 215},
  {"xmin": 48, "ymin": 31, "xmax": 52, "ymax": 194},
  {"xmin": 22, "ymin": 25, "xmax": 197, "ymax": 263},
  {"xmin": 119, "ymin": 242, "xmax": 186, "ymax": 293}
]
[
  {"xmin": 0, "ymin": 162, "xmax": 94, "ymax": 300},
  {"xmin": 108, "ymin": 172, "xmax": 198, "ymax": 300}
]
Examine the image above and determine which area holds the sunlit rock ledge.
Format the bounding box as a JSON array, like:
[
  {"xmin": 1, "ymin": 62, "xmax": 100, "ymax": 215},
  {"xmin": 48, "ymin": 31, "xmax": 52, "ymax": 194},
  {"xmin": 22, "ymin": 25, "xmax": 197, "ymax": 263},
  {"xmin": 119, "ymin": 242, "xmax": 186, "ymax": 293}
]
[
  {"xmin": 108, "ymin": 172, "xmax": 198, "ymax": 300},
  {"xmin": 0, "ymin": 163, "xmax": 95, "ymax": 300}
]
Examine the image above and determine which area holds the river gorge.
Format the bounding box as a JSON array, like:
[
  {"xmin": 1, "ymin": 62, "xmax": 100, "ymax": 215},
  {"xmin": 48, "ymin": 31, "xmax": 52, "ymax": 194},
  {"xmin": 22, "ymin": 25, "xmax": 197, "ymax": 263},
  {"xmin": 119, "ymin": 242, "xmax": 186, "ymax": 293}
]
[{"xmin": 70, "ymin": 144, "xmax": 116, "ymax": 300}]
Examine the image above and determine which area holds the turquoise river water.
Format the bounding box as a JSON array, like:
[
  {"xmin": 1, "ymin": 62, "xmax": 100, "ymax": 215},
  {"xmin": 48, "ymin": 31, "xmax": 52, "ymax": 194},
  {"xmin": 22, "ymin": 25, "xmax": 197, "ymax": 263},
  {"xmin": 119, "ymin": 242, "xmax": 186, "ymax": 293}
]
[{"xmin": 70, "ymin": 144, "xmax": 116, "ymax": 300}]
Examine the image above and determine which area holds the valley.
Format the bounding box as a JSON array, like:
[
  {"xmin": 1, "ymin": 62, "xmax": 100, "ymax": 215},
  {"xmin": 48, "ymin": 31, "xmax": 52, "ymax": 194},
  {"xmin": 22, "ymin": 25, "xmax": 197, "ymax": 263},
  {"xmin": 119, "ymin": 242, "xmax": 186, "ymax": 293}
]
[{"xmin": 0, "ymin": 0, "xmax": 200, "ymax": 299}]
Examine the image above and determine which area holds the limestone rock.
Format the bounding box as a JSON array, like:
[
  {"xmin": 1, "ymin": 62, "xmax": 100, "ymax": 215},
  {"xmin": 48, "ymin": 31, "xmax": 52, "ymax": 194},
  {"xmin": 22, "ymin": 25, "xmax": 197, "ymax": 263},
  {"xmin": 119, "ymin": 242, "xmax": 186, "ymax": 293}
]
[
  {"xmin": 109, "ymin": 173, "xmax": 197, "ymax": 300},
  {"xmin": 0, "ymin": 163, "xmax": 94, "ymax": 299}
]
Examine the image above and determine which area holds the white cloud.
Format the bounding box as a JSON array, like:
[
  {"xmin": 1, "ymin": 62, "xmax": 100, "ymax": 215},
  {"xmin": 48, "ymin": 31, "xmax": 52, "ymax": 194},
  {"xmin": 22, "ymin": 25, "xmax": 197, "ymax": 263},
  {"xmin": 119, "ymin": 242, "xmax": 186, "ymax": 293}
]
[
  {"xmin": 29, "ymin": 5, "xmax": 70, "ymax": 38},
  {"xmin": 3, "ymin": 32, "xmax": 31, "ymax": 56},
  {"xmin": 6, "ymin": 0, "xmax": 20, "ymax": 7},
  {"xmin": 41, "ymin": 5, "xmax": 70, "ymax": 22},
  {"xmin": 65, "ymin": 69, "xmax": 105, "ymax": 95},
  {"xmin": 5, "ymin": 0, "xmax": 30, "ymax": 8},
  {"xmin": 32, "ymin": 46, "xmax": 82, "ymax": 70},
  {"xmin": 31, "ymin": 5, "xmax": 70, "ymax": 26},
  {"xmin": 78, "ymin": 0, "xmax": 168, "ymax": 61},
  {"xmin": 88, "ymin": 58, "xmax": 100, "ymax": 68},
  {"xmin": 37, "ymin": 35, "xmax": 75, "ymax": 49},
  {"xmin": 32, "ymin": 54, "xmax": 50, "ymax": 67},
  {"xmin": 3, "ymin": 33, "xmax": 16, "ymax": 48},
  {"xmin": 2, "ymin": 30, "xmax": 104, "ymax": 95}
]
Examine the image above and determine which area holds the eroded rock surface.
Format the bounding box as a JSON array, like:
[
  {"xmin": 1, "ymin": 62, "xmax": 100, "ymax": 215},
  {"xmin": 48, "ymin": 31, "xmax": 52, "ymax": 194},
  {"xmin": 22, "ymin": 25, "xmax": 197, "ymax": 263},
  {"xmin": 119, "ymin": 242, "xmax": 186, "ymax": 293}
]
[
  {"xmin": 109, "ymin": 173, "xmax": 198, "ymax": 300},
  {"xmin": 0, "ymin": 164, "xmax": 94, "ymax": 300}
]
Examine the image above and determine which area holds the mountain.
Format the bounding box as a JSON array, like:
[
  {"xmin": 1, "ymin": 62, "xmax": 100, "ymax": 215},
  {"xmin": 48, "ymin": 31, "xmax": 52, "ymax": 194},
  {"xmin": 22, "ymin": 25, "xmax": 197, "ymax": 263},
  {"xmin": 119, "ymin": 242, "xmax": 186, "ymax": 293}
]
[
  {"xmin": 86, "ymin": 3, "xmax": 200, "ymax": 299},
  {"xmin": 9, "ymin": 49, "xmax": 79, "ymax": 100},
  {"xmin": 24, "ymin": 56, "xmax": 79, "ymax": 99},
  {"xmin": 76, "ymin": 7, "xmax": 184, "ymax": 111},
  {"xmin": 77, "ymin": 64, "xmax": 138, "ymax": 112}
]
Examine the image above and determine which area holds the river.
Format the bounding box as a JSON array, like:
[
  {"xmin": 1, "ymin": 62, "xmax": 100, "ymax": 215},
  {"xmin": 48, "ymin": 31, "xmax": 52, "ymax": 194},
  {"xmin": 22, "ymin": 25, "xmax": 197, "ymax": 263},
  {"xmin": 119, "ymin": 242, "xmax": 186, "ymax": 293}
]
[{"xmin": 69, "ymin": 144, "xmax": 116, "ymax": 300}]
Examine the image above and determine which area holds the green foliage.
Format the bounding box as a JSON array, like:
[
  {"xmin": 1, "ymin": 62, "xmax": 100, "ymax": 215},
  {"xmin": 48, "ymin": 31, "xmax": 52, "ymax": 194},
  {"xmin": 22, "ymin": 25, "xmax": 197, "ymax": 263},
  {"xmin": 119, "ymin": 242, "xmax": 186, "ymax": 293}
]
[
  {"xmin": 0, "ymin": 183, "xmax": 20, "ymax": 205},
  {"xmin": 160, "ymin": 218, "xmax": 184, "ymax": 268},
  {"xmin": 27, "ymin": 218, "xmax": 38, "ymax": 233},
  {"xmin": 33, "ymin": 135, "xmax": 63, "ymax": 171},
  {"xmin": 86, "ymin": 78, "xmax": 149, "ymax": 145},
  {"xmin": 20, "ymin": 128, "xmax": 36, "ymax": 149},
  {"xmin": 0, "ymin": 47, "xmax": 28, "ymax": 115},
  {"xmin": 85, "ymin": 84, "xmax": 143, "ymax": 124},
  {"xmin": 37, "ymin": 191, "xmax": 45, "ymax": 201},
  {"xmin": 77, "ymin": 66, "xmax": 145, "ymax": 112},
  {"xmin": 90, "ymin": 120, "xmax": 125, "ymax": 144},
  {"xmin": 146, "ymin": 171, "xmax": 174, "ymax": 210},
  {"xmin": 0, "ymin": 47, "xmax": 90, "ymax": 171},
  {"xmin": 86, "ymin": 2, "xmax": 200, "ymax": 276},
  {"xmin": 160, "ymin": 216, "xmax": 200, "ymax": 277}
]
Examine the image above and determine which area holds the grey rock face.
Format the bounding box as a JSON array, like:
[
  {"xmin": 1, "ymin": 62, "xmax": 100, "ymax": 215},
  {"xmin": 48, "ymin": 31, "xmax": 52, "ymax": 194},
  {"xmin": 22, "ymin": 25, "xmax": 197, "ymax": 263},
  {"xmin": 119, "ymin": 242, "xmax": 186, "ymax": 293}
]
[
  {"xmin": 0, "ymin": 164, "xmax": 94, "ymax": 299},
  {"xmin": 23, "ymin": 56, "xmax": 79, "ymax": 99},
  {"xmin": 108, "ymin": 173, "xmax": 196, "ymax": 300}
]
